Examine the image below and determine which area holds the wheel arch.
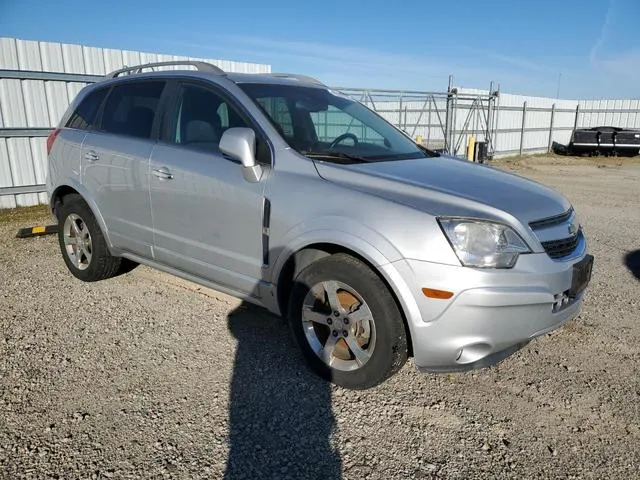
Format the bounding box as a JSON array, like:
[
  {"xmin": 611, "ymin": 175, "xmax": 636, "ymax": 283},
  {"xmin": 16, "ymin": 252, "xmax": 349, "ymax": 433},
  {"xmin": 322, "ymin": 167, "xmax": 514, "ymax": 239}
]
[
  {"xmin": 50, "ymin": 182, "xmax": 113, "ymax": 252},
  {"xmin": 275, "ymin": 241, "xmax": 414, "ymax": 357}
]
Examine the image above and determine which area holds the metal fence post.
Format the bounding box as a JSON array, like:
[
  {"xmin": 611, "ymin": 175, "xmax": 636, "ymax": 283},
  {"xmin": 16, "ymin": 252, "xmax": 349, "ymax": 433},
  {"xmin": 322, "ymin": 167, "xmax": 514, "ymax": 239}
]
[
  {"xmin": 426, "ymin": 99, "xmax": 432, "ymax": 147},
  {"xmin": 574, "ymin": 104, "xmax": 580, "ymax": 130},
  {"xmin": 444, "ymin": 98, "xmax": 451, "ymax": 152},
  {"xmin": 485, "ymin": 82, "xmax": 493, "ymax": 156},
  {"xmin": 493, "ymin": 87, "xmax": 501, "ymax": 157},
  {"xmin": 519, "ymin": 101, "xmax": 527, "ymax": 156},
  {"xmin": 398, "ymin": 92, "xmax": 404, "ymax": 129},
  {"xmin": 547, "ymin": 103, "xmax": 556, "ymax": 153},
  {"xmin": 444, "ymin": 75, "xmax": 453, "ymax": 153},
  {"xmin": 451, "ymin": 94, "xmax": 458, "ymax": 154}
]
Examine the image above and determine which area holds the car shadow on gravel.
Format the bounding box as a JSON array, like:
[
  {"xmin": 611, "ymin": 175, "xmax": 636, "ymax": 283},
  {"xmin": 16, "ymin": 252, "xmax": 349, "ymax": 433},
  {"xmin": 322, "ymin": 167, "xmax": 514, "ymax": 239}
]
[
  {"xmin": 624, "ymin": 250, "xmax": 640, "ymax": 280},
  {"xmin": 224, "ymin": 301, "xmax": 342, "ymax": 480}
]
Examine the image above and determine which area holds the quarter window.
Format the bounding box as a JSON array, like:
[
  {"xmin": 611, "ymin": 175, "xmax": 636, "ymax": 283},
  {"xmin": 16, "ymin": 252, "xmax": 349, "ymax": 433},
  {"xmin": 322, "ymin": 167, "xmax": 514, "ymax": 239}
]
[
  {"xmin": 66, "ymin": 88, "xmax": 108, "ymax": 130},
  {"xmin": 99, "ymin": 81, "xmax": 165, "ymax": 139}
]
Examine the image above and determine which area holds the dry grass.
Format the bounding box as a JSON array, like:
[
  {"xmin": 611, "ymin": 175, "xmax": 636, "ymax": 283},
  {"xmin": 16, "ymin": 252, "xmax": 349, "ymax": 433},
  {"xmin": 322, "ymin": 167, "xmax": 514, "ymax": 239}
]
[{"xmin": 0, "ymin": 204, "xmax": 52, "ymax": 226}]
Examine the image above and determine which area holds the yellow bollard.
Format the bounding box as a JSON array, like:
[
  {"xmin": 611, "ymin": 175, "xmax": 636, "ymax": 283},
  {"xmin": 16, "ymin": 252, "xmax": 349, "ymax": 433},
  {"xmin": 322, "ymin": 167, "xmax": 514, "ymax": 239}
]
[{"xmin": 467, "ymin": 135, "xmax": 476, "ymax": 161}]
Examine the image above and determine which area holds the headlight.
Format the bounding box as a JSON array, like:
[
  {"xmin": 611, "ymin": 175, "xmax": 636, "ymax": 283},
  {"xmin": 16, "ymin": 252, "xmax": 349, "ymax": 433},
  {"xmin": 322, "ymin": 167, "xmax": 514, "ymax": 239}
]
[{"xmin": 438, "ymin": 219, "xmax": 531, "ymax": 268}]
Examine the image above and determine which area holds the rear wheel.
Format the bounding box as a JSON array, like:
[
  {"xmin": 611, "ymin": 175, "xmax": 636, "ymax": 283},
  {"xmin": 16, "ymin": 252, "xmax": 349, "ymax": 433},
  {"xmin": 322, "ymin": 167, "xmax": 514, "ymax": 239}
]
[
  {"xmin": 288, "ymin": 253, "xmax": 408, "ymax": 389},
  {"xmin": 56, "ymin": 194, "xmax": 136, "ymax": 281}
]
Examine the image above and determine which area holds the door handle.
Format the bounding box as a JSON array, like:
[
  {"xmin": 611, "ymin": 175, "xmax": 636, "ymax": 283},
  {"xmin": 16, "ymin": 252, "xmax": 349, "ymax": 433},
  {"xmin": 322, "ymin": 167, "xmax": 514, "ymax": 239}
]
[
  {"xmin": 83, "ymin": 151, "xmax": 99, "ymax": 162},
  {"xmin": 152, "ymin": 167, "xmax": 174, "ymax": 180}
]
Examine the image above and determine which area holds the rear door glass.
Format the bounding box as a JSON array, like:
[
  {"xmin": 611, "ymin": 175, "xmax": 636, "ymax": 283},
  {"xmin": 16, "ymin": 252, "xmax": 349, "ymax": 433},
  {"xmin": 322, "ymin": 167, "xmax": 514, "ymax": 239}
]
[{"xmin": 99, "ymin": 81, "xmax": 166, "ymax": 139}]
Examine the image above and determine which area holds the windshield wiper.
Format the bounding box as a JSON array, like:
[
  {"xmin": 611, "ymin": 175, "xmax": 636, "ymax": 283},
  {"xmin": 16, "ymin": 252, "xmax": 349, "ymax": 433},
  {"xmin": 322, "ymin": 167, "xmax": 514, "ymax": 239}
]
[
  {"xmin": 303, "ymin": 150, "xmax": 369, "ymax": 164},
  {"xmin": 417, "ymin": 144, "xmax": 441, "ymax": 157}
]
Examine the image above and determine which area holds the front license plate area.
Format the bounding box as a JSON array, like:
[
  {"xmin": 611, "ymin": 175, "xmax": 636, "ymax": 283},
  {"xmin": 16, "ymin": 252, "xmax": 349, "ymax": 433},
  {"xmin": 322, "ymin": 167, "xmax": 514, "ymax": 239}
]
[{"xmin": 569, "ymin": 254, "xmax": 594, "ymax": 298}]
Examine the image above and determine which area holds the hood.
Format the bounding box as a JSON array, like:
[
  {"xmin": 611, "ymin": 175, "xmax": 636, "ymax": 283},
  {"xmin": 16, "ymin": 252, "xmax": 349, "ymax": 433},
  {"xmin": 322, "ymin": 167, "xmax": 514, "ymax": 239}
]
[{"xmin": 313, "ymin": 155, "xmax": 571, "ymax": 225}]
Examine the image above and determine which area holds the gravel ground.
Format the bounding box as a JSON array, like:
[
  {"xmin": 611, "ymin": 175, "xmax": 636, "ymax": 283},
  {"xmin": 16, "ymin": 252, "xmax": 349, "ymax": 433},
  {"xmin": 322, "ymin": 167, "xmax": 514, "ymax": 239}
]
[{"xmin": 1, "ymin": 157, "xmax": 639, "ymax": 479}]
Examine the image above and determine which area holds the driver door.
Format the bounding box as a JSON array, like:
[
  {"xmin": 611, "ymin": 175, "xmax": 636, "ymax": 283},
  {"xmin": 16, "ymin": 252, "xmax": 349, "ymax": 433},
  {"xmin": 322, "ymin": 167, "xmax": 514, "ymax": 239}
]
[{"xmin": 149, "ymin": 80, "xmax": 268, "ymax": 295}]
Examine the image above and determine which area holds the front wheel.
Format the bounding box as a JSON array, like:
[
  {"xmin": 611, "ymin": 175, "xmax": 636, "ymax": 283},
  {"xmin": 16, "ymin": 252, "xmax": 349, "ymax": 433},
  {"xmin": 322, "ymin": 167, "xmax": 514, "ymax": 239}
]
[{"xmin": 288, "ymin": 253, "xmax": 408, "ymax": 389}]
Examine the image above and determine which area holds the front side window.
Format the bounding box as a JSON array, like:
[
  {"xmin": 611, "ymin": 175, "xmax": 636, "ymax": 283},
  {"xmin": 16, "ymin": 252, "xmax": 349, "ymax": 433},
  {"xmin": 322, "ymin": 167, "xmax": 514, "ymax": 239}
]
[
  {"xmin": 99, "ymin": 81, "xmax": 165, "ymax": 139},
  {"xmin": 66, "ymin": 87, "xmax": 108, "ymax": 130},
  {"xmin": 171, "ymin": 83, "xmax": 250, "ymax": 151},
  {"xmin": 238, "ymin": 83, "xmax": 435, "ymax": 163}
]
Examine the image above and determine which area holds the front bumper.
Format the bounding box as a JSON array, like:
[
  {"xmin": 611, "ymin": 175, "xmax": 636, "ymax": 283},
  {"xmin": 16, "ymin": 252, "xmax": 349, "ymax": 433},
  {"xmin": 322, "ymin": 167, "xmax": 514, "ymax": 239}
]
[{"xmin": 382, "ymin": 251, "xmax": 591, "ymax": 372}]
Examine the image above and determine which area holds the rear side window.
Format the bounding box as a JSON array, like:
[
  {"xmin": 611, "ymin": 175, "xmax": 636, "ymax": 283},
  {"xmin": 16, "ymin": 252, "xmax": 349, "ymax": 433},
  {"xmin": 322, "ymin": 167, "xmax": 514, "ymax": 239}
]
[
  {"xmin": 99, "ymin": 81, "xmax": 165, "ymax": 139},
  {"xmin": 66, "ymin": 88, "xmax": 108, "ymax": 130}
]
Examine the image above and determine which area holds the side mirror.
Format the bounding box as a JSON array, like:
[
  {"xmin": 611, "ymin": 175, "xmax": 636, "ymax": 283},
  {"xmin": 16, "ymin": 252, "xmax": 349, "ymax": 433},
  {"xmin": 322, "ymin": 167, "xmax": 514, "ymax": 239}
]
[{"xmin": 219, "ymin": 127, "xmax": 263, "ymax": 182}]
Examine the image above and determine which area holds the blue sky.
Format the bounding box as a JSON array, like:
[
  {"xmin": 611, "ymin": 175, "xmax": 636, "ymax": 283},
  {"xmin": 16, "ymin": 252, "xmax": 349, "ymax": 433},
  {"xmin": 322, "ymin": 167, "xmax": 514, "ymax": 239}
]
[{"xmin": 1, "ymin": 0, "xmax": 638, "ymax": 99}]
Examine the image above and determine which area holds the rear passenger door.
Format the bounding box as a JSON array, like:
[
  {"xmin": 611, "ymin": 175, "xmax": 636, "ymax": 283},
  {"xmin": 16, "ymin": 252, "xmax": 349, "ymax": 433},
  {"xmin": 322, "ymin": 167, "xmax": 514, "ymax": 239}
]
[
  {"xmin": 149, "ymin": 80, "xmax": 269, "ymax": 295},
  {"xmin": 82, "ymin": 80, "xmax": 167, "ymax": 258},
  {"xmin": 56, "ymin": 86, "xmax": 109, "ymax": 195}
]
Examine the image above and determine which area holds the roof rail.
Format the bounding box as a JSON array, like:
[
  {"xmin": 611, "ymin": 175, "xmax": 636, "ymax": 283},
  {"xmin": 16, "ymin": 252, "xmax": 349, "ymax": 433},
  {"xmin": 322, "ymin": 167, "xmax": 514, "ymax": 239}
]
[
  {"xmin": 106, "ymin": 61, "xmax": 225, "ymax": 78},
  {"xmin": 265, "ymin": 73, "xmax": 325, "ymax": 86}
]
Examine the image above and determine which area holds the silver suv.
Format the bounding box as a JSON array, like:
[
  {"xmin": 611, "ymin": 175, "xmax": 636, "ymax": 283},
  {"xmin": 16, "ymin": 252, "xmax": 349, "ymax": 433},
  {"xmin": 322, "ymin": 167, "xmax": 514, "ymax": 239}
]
[{"xmin": 46, "ymin": 61, "xmax": 593, "ymax": 389}]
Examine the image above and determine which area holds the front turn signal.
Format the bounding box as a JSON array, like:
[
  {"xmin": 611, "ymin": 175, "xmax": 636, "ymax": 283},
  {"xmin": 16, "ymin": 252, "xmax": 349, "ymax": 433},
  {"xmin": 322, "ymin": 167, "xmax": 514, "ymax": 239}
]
[{"xmin": 422, "ymin": 288, "xmax": 454, "ymax": 300}]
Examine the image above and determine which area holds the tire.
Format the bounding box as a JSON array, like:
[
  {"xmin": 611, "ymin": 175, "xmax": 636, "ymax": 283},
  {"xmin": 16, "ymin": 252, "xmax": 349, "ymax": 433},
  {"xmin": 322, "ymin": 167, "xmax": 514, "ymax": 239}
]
[
  {"xmin": 56, "ymin": 194, "xmax": 134, "ymax": 282},
  {"xmin": 288, "ymin": 253, "xmax": 408, "ymax": 389}
]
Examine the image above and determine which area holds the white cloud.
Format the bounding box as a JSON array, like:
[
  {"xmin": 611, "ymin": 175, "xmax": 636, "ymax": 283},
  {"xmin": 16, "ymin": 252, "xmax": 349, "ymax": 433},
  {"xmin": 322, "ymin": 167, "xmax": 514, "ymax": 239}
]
[
  {"xmin": 155, "ymin": 33, "xmax": 552, "ymax": 91},
  {"xmin": 459, "ymin": 46, "xmax": 551, "ymax": 73},
  {"xmin": 128, "ymin": 32, "xmax": 638, "ymax": 98},
  {"xmin": 590, "ymin": 0, "xmax": 617, "ymax": 63}
]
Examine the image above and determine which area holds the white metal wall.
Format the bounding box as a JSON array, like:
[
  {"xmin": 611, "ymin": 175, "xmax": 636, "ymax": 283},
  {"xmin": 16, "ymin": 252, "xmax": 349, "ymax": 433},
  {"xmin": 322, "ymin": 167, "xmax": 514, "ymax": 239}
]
[
  {"xmin": 457, "ymin": 88, "xmax": 640, "ymax": 158},
  {"xmin": 579, "ymin": 99, "xmax": 640, "ymax": 129},
  {"xmin": 0, "ymin": 37, "xmax": 271, "ymax": 209},
  {"xmin": 349, "ymin": 87, "xmax": 640, "ymax": 159}
]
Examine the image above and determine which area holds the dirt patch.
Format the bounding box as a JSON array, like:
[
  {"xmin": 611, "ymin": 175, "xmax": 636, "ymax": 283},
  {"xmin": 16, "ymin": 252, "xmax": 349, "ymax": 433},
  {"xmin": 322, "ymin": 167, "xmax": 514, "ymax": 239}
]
[{"xmin": 492, "ymin": 152, "xmax": 640, "ymax": 171}]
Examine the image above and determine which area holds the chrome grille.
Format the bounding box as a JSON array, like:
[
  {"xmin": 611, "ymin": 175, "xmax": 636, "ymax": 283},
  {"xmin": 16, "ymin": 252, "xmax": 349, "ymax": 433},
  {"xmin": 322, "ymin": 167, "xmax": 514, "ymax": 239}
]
[
  {"xmin": 541, "ymin": 232, "xmax": 581, "ymax": 259},
  {"xmin": 529, "ymin": 208, "xmax": 573, "ymax": 229}
]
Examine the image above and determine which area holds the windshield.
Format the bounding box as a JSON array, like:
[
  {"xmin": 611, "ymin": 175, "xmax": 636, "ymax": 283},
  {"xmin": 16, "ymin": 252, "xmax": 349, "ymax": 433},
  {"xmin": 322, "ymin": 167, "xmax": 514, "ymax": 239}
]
[{"xmin": 237, "ymin": 83, "xmax": 436, "ymax": 163}]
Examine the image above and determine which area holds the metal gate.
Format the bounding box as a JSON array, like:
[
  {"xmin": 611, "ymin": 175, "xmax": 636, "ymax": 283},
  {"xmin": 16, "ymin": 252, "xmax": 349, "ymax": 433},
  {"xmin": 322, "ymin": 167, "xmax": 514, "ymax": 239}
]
[{"xmin": 337, "ymin": 78, "xmax": 499, "ymax": 159}]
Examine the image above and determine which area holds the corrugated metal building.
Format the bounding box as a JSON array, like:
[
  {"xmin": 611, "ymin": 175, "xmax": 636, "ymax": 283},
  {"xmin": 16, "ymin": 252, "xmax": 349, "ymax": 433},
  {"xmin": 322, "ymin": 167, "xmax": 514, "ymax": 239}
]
[{"xmin": 0, "ymin": 37, "xmax": 271, "ymax": 209}]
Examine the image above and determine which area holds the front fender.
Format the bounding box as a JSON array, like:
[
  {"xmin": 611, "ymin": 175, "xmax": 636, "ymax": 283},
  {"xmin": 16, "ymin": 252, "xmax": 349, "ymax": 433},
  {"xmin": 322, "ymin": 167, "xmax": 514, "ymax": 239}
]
[{"xmin": 271, "ymin": 216, "xmax": 406, "ymax": 284}]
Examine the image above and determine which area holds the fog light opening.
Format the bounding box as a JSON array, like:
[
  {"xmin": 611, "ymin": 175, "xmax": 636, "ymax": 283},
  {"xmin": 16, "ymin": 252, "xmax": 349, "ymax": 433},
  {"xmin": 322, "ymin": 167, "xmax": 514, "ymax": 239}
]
[{"xmin": 456, "ymin": 342, "xmax": 492, "ymax": 364}]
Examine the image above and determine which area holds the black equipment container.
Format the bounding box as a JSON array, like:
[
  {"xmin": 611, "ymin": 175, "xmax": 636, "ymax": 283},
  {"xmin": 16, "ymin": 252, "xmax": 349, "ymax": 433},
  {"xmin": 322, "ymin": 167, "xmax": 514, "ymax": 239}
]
[
  {"xmin": 474, "ymin": 141, "xmax": 489, "ymax": 163},
  {"xmin": 569, "ymin": 126, "xmax": 640, "ymax": 156}
]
